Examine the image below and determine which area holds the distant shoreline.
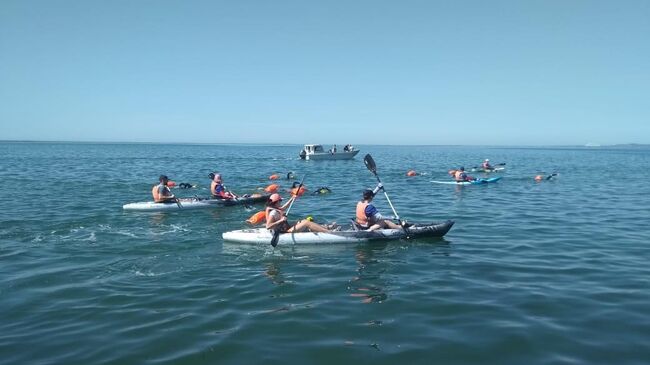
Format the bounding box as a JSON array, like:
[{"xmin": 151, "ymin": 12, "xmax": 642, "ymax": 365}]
[{"xmin": 1, "ymin": 140, "xmax": 648, "ymax": 148}]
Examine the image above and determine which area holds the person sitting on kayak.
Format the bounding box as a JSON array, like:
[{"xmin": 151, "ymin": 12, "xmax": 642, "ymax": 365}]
[
  {"xmin": 481, "ymin": 159, "xmax": 493, "ymax": 170},
  {"xmin": 152, "ymin": 175, "xmax": 177, "ymax": 203},
  {"xmin": 355, "ymin": 185, "xmax": 401, "ymax": 231},
  {"xmin": 209, "ymin": 173, "xmax": 237, "ymax": 200},
  {"xmin": 454, "ymin": 167, "xmax": 475, "ymax": 182},
  {"xmin": 265, "ymin": 193, "xmax": 332, "ymax": 233}
]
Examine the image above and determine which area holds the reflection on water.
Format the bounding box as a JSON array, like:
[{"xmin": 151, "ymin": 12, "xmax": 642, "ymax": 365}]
[
  {"xmin": 349, "ymin": 244, "xmax": 389, "ymax": 304},
  {"xmin": 264, "ymin": 260, "xmax": 286, "ymax": 286}
]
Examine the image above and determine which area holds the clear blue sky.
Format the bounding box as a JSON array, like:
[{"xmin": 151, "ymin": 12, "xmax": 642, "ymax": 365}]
[{"xmin": 1, "ymin": 0, "xmax": 648, "ymax": 145}]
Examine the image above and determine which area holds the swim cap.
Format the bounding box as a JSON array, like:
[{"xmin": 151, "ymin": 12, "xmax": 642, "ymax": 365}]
[
  {"xmin": 485, "ymin": 159, "xmax": 489, "ymax": 162},
  {"xmin": 269, "ymin": 193, "xmax": 282, "ymax": 203},
  {"xmin": 363, "ymin": 189, "xmax": 374, "ymax": 199},
  {"xmin": 459, "ymin": 167, "xmax": 465, "ymax": 171},
  {"xmin": 159, "ymin": 175, "xmax": 169, "ymax": 182},
  {"xmin": 208, "ymin": 172, "xmax": 215, "ymax": 180}
]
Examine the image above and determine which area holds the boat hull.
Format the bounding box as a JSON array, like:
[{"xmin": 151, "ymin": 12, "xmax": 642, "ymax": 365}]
[
  {"xmin": 304, "ymin": 150, "xmax": 360, "ymax": 160},
  {"xmin": 123, "ymin": 194, "xmax": 269, "ymax": 211},
  {"xmin": 222, "ymin": 220, "xmax": 454, "ymax": 245}
]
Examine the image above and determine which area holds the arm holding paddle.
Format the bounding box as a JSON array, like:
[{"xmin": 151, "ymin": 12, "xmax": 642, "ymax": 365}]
[{"xmin": 363, "ymin": 154, "xmax": 410, "ymax": 238}]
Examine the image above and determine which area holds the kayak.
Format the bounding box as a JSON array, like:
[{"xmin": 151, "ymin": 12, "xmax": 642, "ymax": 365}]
[
  {"xmin": 222, "ymin": 220, "xmax": 454, "ymax": 245},
  {"xmin": 431, "ymin": 177, "xmax": 502, "ymax": 185},
  {"xmin": 123, "ymin": 193, "xmax": 269, "ymax": 211},
  {"xmin": 470, "ymin": 167, "xmax": 506, "ymax": 173}
]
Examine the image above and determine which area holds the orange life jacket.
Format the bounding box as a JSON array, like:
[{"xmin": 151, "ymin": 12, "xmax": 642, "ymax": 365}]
[
  {"xmin": 291, "ymin": 186, "xmax": 306, "ymax": 196},
  {"xmin": 246, "ymin": 211, "xmax": 266, "ymax": 225},
  {"xmin": 152, "ymin": 185, "xmax": 160, "ymax": 201},
  {"xmin": 264, "ymin": 184, "xmax": 279, "ymax": 193},
  {"xmin": 356, "ymin": 201, "xmax": 369, "ymax": 227}
]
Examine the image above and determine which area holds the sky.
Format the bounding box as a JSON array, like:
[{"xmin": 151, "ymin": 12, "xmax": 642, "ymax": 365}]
[{"xmin": 1, "ymin": 0, "xmax": 649, "ymax": 145}]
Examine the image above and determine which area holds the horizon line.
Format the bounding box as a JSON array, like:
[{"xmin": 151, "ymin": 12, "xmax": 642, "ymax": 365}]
[{"xmin": 2, "ymin": 139, "xmax": 646, "ymax": 148}]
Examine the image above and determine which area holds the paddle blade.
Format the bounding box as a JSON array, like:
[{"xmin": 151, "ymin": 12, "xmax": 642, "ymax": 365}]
[
  {"xmin": 270, "ymin": 230, "xmax": 280, "ymax": 247},
  {"xmin": 364, "ymin": 154, "xmax": 377, "ymax": 174}
]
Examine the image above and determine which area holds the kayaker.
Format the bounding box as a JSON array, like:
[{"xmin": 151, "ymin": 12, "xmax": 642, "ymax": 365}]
[
  {"xmin": 454, "ymin": 167, "xmax": 474, "ymax": 182},
  {"xmin": 209, "ymin": 173, "xmax": 237, "ymax": 200},
  {"xmin": 152, "ymin": 175, "xmax": 177, "ymax": 203},
  {"xmin": 481, "ymin": 159, "xmax": 493, "ymax": 170},
  {"xmin": 265, "ymin": 193, "xmax": 332, "ymax": 233},
  {"xmin": 355, "ymin": 184, "xmax": 401, "ymax": 231}
]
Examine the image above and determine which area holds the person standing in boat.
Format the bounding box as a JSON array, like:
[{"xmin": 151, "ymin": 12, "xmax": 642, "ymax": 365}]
[
  {"xmin": 152, "ymin": 175, "xmax": 177, "ymax": 203},
  {"xmin": 481, "ymin": 159, "xmax": 493, "ymax": 170},
  {"xmin": 209, "ymin": 173, "xmax": 237, "ymax": 200},
  {"xmin": 453, "ymin": 167, "xmax": 475, "ymax": 182},
  {"xmin": 265, "ymin": 193, "xmax": 331, "ymax": 233},
  {"xmin": 355, "ymin": 185, "xmax": 401, "ymax": 231}
]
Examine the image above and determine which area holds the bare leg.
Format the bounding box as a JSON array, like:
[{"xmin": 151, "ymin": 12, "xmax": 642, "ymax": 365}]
[
  {"xmin": 382, "ymin": 220, "xmax": 402, "ymax": 229},
  {"xmin": 288, "ymin": 220, "xmax": 330, "ymax": 233}
]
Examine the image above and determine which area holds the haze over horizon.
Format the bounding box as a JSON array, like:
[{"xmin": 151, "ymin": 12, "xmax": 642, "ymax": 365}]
[{"xmin": 1, "ymin": 1, "xmax": 649, "ymax": 145}]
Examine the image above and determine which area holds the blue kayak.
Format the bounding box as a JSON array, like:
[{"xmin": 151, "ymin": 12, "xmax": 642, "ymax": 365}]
[{"xmin": 431, "ymin": 177, "xmax": 502, "ymax": 185}]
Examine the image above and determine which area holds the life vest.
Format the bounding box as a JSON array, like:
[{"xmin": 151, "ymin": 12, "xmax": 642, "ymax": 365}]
[
  {"xmin": 291, "ymin": 186, "xmax": 306, "ymax": 196},
  {"xmin": 152, "ymin": 185, "xmax": 160, "ymax": 201},
  {"xmin": 269, "ymin": 174, "xmax": 279, "ymax": 180},
  {"xmin": 264, "ymin": 184, "xmax": 279, "ymax": 193},
  {"xmin": 152, "ymin": 184, "xmax": 169, "ymax": 202},
  {"xmin": 246, "ymin": 211, "xmax": 266, "ymax": 225},
  {"xmin": 356, "ymin": 201, "xmax": 369, "ymax": 227},
  {"xmin": 406, "ymin": 170, "xmax": 416, "ymax": 177}
]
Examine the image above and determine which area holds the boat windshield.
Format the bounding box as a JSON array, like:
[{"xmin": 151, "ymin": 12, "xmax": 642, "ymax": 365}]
[{"xmin": 313, "ymin": 145, "xmax": 324, "ymax": 153}]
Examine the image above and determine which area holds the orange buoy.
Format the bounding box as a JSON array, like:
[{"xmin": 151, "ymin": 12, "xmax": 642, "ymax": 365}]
[
  {"xmin": 246, "ymin": 211, "xmax": 266, "ymax": 225},
  {"xmin": 534, "ymin": 175, "xmax": 544, "ymax": 182},
  {"xmin": 167, "ymin": 181, "xmax": 176, "ymax": 187},
  {"xmin": 264, "ymin": 184, "xmax": 279, "ymax": 193},
  {"xmin": 291, "ymin": 186, "xmax": 307, "ymax": 197},
  {"xmin": 269, "ymin": 174, "xmax": 279, "ymax": 180},
  {"xmin": 406, "ymin": 170, "xmax": 416, "ymax": 177}
]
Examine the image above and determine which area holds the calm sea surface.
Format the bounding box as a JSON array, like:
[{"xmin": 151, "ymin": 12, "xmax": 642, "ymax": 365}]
[{"xmin": 1, "ymin": 142, "xmax": 649, "ymax": 365}]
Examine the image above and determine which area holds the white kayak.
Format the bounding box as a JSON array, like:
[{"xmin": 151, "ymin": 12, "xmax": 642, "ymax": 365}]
[
  {"xmin": 222, "ymin": 220, "xmax": 454, "ymax": 245},
  {"xmin": 123, "ymin": 194, "xmax": 269, "ymax": 211}
]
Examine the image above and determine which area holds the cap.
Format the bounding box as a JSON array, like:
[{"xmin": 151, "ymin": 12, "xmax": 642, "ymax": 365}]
[
  {"xmin": 269, "ymin": 193, "xmax": 282, "ymax": 203},
  {"xmin": 459, "ymin": 167, "xmax": 465, "ymax": 171},
  {"xmin": 363, "ymin": 189, "xmax": 374, "ymax": 199},
  {"xmin": 159, "ymin": 175, "xmax": 169, "ymax": 181},
  {"xmin": 208, "ymin": 172, "xmax": 215, "ymax": 180},
  {"xmin": 485, "ymin": 159, "xmax": 489, "ymax": 162}
]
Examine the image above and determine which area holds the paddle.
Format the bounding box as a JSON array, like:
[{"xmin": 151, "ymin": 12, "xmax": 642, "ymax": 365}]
[
  {"xmin": 270, "ymin": 174, "xmax": 306, "ymax": 247},
  {"xmin": 223, "ymin": 185, "xmax": 253, "ymax": 209},
  {"xmin": 363, "ymin": 154, "xmax": 410, "ymax": 238}
]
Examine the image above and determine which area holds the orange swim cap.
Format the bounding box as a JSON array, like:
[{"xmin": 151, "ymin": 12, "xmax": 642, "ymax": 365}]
[
  {"xmin": 406, "ymin": 170, "xmax": 416, "ymax": 177},
  {"xmin": 269, "ymin": 174, "xmax": 279, "ymax": 180}
]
